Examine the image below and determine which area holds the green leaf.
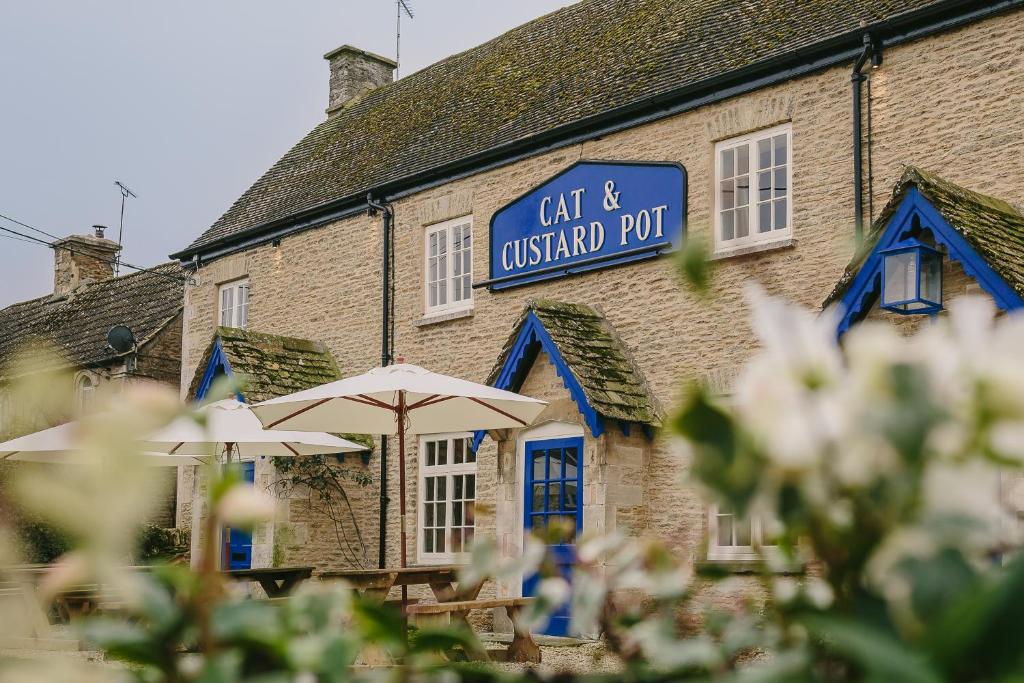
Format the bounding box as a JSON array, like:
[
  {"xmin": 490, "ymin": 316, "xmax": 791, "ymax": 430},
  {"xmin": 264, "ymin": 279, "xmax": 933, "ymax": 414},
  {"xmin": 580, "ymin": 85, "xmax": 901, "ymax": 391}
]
[
  {"xmin": 79, "ymin": 618, "xmax": 164, "ymax": 667},
  {"xmin": 409, "ymin": 626, "xmax": 479, "ymax": 654},
  {"xmin": 924, "ymin": 551, "xmax": 1024, "ymax": 679},
  {"xmin": 211, "ymin": 600, "xmax": 285, "ymax": 647},
  {"xmin": 802, "ymin": 614, "xmax": 942, "ymax": 683},
  {"xmin": 677, "ymin": 235, "xmax": 714, "ymax": 296},
  {"xmin": 350, "ymin": 596, "xmax": 406, "ymax": 648}
]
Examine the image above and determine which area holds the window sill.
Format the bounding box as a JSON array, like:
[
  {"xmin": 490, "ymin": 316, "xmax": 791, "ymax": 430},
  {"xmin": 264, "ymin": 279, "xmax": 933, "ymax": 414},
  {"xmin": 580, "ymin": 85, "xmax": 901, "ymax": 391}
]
[
  {"xmin": 697, "ymin": 557, "xmax": 805, "ymax": 575},
  {"xmin": 415, "ymin": 307, "xmax": 474, "ymax": 328},
  {"xmin": 711, "ymin": 237, "xmax": 795, "ymax": 261}
]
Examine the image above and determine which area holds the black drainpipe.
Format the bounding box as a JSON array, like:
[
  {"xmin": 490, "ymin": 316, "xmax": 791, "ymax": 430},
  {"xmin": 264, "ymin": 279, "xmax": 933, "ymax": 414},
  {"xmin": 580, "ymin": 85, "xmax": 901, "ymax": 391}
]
[
  {"xmin": 367, "ymin": 193, "xmax": 394, "ymax": 568},
  {"xmin": 852, "ymin": 33, "xmax": 882, "ymax": 244}
]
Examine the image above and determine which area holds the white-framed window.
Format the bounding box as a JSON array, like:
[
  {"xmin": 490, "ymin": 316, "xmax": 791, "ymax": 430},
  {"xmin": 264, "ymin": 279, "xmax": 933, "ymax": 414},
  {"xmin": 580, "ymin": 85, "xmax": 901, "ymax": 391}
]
[
  {"xmin": 76, "ymin": 374, "xmax": 96, "ymax": 413},
  {"xmin": 714, "ymin": 123, "xmax": 791, "ymax": 252},
  {"xmin": 707, "ymin": 504, "xmax": 775, "ymax": 561},
  {"xmin": 418, "ymin": 433, "xmax": 476, "ymax": 564},
  {"xmin": 218, "ymin": 279, "xmax": 250, "ymax": 329},
  {"xmin": 424, "ymin": 217, "xmax": 473, "ymax": 315}
]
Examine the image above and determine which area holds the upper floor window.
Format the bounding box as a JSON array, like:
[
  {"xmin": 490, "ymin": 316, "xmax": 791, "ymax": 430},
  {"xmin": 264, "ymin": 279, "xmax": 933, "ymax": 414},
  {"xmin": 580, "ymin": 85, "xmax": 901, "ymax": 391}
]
[
  {"xmin": 707, "ymin": 504, "xmax": 775, "ymax": 562},
  {"xmin": 425, "ymin": 217, "xmax": 473, "ymax": 315},
  {"xmin": 219, "ymin": 279, "xmax": 250, "ymax": 329},
  {"xmin": 418, "ymin": 433, "xmax": 476, "ymax": 563},
  {"xmin": 714, "ymin": 123, "xmax": 791, "ymax": 252}
]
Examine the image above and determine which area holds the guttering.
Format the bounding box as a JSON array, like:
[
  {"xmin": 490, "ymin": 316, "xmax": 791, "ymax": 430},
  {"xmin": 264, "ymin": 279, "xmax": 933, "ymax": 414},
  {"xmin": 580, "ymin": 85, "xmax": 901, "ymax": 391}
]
[{"xmin": 172, "ymin": 0, "xmax": 1023, "ymax": 264}]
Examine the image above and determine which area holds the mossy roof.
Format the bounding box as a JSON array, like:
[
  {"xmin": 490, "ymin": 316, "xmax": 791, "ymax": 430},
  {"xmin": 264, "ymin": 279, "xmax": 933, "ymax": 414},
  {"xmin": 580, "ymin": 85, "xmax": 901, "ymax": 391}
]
[
  {"xmin": 488, "ymin": 299, "xmax": 661, "ymax": 426},
  {"xmin": 0, "ymin": 263, "xmax": 185, "ymax": 380},
  {"xmin": 178, "ymin": 0, "xmax": 949, "ymax": 257},
  {"xmin": 188, "ymin": 326, "xmax": 342, "ymax": 404},
  {"xmin": 823, "ymin": 166, "xmax": 1024, "ymax": 308}
]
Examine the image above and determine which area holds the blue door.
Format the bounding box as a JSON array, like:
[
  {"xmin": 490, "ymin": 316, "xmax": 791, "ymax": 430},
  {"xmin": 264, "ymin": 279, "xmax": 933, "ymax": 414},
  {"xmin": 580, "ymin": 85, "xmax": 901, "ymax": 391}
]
[
  {"xmin": 226, "ymin": 461, "xmax": 255, "ymax": 570},
  {"xmin": 523, "ymin": 437, "xmax": 582, "ymax": 636}
]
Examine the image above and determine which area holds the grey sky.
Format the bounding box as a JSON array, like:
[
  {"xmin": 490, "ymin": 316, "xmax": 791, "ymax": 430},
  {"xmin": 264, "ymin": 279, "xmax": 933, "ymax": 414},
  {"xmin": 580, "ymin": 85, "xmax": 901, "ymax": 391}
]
[{"xmin": 0, "ymin": 0, "xmax": 576, "ymax": 307}]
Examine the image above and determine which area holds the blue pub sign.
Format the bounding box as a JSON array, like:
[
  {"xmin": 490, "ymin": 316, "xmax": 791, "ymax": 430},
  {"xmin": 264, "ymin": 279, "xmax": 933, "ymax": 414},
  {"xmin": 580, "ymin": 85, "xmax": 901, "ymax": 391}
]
[{"xmin": 483, "ymin": 161, "xmax": 687, "ymax": 290}]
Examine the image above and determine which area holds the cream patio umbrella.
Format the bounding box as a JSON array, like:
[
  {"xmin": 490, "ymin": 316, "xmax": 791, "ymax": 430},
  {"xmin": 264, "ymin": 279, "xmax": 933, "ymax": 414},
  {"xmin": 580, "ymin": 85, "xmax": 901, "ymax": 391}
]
[
  {"xmin": 249, "ymin": 362, "xmax": 547, "ymax": 582},
  {"xmin": 0, "ymin": 420, "xmax": 209, "ymax": 466},
  {"xmin": 142, "ymin": 399, "xmax": 366, "ymax": 462}
]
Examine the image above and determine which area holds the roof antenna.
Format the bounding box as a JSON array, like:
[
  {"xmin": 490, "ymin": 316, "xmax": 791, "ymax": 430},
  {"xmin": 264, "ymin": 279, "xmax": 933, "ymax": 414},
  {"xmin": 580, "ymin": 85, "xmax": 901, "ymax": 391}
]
[
  {"xmin": 113, "ymin": 180, "xmax": 137, "ymax": 275},
  {"xmin": 396, "ymin": 0, "xmax": 413, "ymax": 78}
]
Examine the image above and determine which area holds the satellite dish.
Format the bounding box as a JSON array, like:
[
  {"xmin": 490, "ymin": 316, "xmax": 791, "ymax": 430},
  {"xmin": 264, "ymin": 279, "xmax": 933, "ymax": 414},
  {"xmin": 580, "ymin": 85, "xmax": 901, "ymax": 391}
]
[{"xmin": 107, "ymin": 325, "xmax": 136, "ymax": 354}]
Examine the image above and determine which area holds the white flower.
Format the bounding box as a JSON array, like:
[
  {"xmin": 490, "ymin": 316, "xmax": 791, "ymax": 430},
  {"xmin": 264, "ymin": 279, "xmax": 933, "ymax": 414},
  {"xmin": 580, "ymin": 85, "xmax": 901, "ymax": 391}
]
[
  {"xmin": 922, "ymin": 458, "xmax": 1002, "ymax": 523},
  {"xmin": 805, "ymin": 578, "xmax": 834, "ymax": 609},
  {"xmin": 217, "ymin": 484, "xmax": 276, "ymax": 528},
  {"xmin": 773, "ymin": 577, "xmax": 799, "ymax": 604}
]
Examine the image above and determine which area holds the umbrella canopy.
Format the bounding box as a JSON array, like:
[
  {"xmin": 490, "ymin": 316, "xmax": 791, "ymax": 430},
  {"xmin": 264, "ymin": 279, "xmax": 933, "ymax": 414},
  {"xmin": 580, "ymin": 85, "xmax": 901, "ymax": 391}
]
[
  {"xmin": 143, "ymin": 399, "xmax": 366, "ymax": 459},
  {"xmin": 0, "ymin": 421, "xmax": 209, "ymax": 466},
  {"xmin": 250, "ymin": 363, "xmax": 547, "ymax": 434},
  {"xmin": 250, "ymin": 362, "xmax": 546, "ymax": 583}
]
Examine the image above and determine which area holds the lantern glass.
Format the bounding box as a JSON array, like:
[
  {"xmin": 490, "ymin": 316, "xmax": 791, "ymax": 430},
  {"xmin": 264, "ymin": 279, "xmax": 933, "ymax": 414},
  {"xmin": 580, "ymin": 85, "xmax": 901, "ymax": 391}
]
[
  {"xmin": 880, "ymin": 242, "xmax": 943, "ymax": 314},
  {"xmin": 920, "ymin": 248, "xmax": 942, "ymax": 305},
  {"xmin": 883, "ymin": 250, "xmax": 916, "ymax": 306}
]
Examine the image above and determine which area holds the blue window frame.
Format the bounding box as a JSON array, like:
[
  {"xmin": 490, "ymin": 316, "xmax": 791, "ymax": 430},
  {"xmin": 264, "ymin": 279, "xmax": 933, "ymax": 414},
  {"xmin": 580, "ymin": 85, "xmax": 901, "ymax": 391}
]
[
  {"xmin": 523, "ymin": 436, "xmax": 582, "ymax": 636},
  {"xmin": 524, "ymin": 437, "xmax": 583, "ymax": 538}
]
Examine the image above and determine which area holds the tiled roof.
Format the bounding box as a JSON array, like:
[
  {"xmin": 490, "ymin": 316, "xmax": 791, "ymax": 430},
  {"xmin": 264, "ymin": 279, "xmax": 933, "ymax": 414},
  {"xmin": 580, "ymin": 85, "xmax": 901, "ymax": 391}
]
[
  {"xmin": 188, "ymin": 326, "xmax": 342, "ymax": 403},
  {"xmin": 177, "ymin": 0, "xmax": 955, "ymax": 256},
  {"xmin": 0, "ymin": 263, "xmax": 185, "ymax": 380},
  {"xmin": 489, "ymin": 299, "xmax": 661, "ymax": 426},
  {"xmin": 823, "ymin": 166, "xmax": 1024, "ymax": 307}
]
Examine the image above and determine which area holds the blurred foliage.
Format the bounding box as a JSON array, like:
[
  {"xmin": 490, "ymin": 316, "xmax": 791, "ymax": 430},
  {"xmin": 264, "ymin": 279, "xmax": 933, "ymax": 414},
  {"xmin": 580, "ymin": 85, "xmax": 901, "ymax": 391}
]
[
  {"xmin": 136, "ymin": 525, "xmax": 188, "ymax": 563},
  {"xmin": 4, "ymin": 293, "xmax": 1024, "ymax": 682},
  {"xmin": 16, "ymin": 517, "xmax": 72, "ymax": 564}
]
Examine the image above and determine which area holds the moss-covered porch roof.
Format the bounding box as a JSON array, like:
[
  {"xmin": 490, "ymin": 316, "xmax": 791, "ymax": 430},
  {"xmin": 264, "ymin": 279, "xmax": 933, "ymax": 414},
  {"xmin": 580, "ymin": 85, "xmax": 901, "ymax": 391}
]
[
  {"xmin": 488, "ymin": 299, "xmax": 661, "ymax": 429},
  {"xmin": 188, "ymin": 326, "xmax": 341, "ymax": 404}
]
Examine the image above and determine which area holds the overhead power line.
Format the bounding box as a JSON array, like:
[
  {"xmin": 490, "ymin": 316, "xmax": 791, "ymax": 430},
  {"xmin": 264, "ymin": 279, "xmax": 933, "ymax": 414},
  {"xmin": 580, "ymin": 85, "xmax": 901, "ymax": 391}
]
[
  {"xmin": 0, "ymin": 211, "xmax": 60, "ymax": 241},
  {"xmin": 0, "ymin": 218, "xmax": 194, "ymax": 286}
]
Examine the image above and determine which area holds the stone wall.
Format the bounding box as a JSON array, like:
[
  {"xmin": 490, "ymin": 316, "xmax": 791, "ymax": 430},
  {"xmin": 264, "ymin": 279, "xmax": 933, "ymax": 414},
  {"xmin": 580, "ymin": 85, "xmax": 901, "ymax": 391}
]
[{"xmin": 177, "ymin": 7, "xmax": 1024, "ymax": 622}]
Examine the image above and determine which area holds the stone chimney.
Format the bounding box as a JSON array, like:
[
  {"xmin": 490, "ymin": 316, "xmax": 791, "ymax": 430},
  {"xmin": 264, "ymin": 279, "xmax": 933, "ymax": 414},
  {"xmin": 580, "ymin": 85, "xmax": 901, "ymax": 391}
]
[
  {"xmin": 324, "ymin": 45, "xmax": 396, "ymax": 115},
  {"xmin": 52, "ymin": 226, "xmax": 121, "ymax": 297}
]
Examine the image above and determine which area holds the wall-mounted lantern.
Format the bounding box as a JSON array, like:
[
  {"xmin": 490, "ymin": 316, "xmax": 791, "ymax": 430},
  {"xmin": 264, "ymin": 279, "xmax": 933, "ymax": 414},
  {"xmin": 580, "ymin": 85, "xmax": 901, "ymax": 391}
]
[{"xmin": 880, "ymin": 239, "xmax": 943, "ymax": 314}]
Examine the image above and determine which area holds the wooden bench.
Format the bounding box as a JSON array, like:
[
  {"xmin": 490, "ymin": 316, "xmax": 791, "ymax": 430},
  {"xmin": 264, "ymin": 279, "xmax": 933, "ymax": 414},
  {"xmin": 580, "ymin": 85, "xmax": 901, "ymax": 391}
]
[
  {"xmin": 407, "ymin": 597, "xmax": 540, "ymax": 663},
  {"xmin": 224, "ymin": 566, "xmax": 314, "ymax": 598}
]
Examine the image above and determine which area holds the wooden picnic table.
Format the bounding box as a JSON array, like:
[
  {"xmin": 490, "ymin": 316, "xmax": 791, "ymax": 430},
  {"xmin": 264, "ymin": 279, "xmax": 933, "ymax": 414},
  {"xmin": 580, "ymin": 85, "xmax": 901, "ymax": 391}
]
[
  {"xmin": 224, "ymin": 566, "xmax": 314, "ymax": 598},
  {"xmin": 318, "ymin": 564, "xmax": 483, "ymax": 604}
]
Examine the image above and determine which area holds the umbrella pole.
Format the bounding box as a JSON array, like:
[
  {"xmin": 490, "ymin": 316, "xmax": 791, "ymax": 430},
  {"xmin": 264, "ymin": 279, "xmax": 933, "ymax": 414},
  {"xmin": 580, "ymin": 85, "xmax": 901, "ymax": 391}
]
[{"xmin": 397, "ymin": 391, "xmax": 409, "ymax": 609}]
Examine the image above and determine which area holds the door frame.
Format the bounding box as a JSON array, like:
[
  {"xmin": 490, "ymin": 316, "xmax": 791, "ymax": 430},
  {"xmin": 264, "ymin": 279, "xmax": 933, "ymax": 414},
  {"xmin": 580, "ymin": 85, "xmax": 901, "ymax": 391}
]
[
  {"xmin": 225, "ymin": 459, "xmax": 256, "ymax": 570},
  {"xmin": 516, "ymin": 421, "xmax": 585, "ymax": 636}
]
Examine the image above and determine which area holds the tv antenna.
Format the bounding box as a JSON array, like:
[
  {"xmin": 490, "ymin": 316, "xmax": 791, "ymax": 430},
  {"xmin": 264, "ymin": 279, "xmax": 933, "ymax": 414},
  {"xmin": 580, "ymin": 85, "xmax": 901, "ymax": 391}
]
[
  {"xmin": 396, "ymin": 0, "xmax": 413, "ymax": 78},
  {"xmin": 113, "ymin": 180, "xmax": 137, "ymax": 275}
]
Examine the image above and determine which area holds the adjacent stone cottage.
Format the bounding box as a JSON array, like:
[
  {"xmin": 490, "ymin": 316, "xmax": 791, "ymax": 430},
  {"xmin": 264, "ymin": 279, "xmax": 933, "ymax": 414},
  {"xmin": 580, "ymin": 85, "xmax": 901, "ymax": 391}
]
[{"xmin": 0, "ymin": 228, "xmax": 186, "ymax": 527}]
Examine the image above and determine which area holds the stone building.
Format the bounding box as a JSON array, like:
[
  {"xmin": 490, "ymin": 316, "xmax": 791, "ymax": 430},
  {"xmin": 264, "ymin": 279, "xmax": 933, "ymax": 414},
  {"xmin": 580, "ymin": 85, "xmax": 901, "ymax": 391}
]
[
  {"xmin": 171, "ymin": 0, "xmax": 1024, "ymax": 636},
  {"xmin": 0, "ymin": 228, "xmax": 186, "ymax": 527}
]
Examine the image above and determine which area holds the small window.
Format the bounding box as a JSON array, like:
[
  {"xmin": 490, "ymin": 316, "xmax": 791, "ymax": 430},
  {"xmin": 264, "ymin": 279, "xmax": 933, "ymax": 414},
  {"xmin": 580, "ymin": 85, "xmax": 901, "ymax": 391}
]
[
  {"xmin": 419, "ymin": 433, "xmax": 476, "ymax": 563},
  {"xmin": 424, "ymin": 217, "xmax": 473, "ymax": 315},
  {"xmin": 76, "ymin": 374, "xmax": 96, "ymax": 413},
  {"xmin": 714, "ymin": 123, "xmax": 791, "ymax": 252},
  {"xmin": 218, "ymin": 279, "xmax": 250, "ymax": 329},
  {"xmin": 707, "ymin": 504, "xmax": 775, "ymax": 561}
]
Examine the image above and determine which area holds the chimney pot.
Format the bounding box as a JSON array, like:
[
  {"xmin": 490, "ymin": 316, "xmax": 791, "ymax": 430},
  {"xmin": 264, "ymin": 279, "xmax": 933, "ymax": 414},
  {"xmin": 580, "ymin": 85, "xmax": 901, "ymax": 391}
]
[
  {"xmin": 323, "ymin": 45, "xmax": 396, "ymax": 115},
  {"xmin": 92, "ymin": 224, "xmax": 107, "ymax": 239},
  {"xmin": 52, "ymin": 232, "xmax": 121, "ymax": 297}
]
